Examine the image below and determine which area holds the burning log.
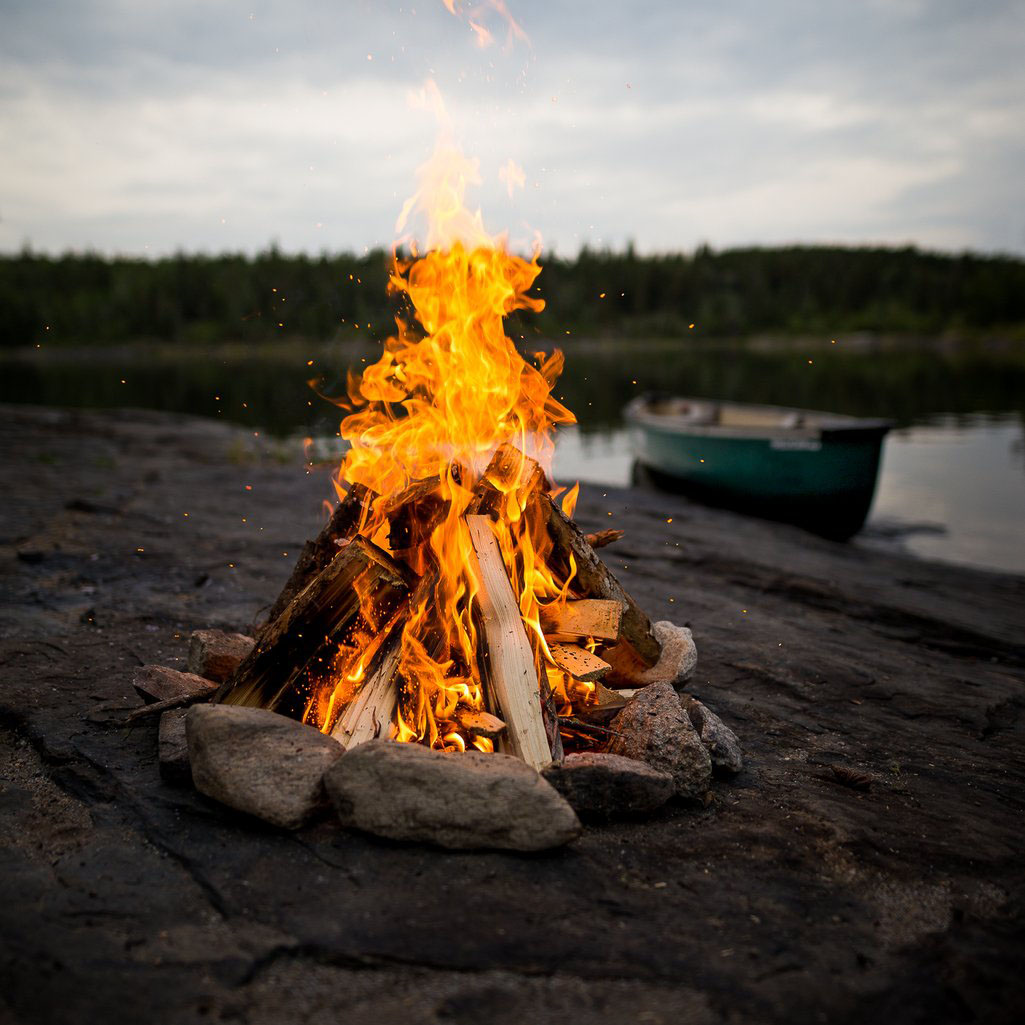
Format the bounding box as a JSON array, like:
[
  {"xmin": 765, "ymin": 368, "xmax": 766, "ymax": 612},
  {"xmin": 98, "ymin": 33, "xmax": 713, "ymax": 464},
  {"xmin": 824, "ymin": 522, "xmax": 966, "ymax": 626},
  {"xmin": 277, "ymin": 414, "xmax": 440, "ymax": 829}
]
[
  {"xmin": 264, "ymin": 483, "xmax": 374, "ymax": 625},
  {"xmin": 215, "ymin": 536, "xmax": 415, "ymax": 721},
  {"xmin": 386, "ymin": 476, "xmax": 449, "ymax": 554},
  {"xmin": 330, "ymin": 571, "xmax": 441, "ymax": 750},
  {"xmin": 467, "ymin": 443, "xmax": 549, "ymax": 518},
  {"xmin": 540, "ymin": 495, "xmax": 662, "ymax": 682},
  {"xmin": 539, "ymin": 598, "xmax": 622, "ymax": 642},
  {"xmin": 465, "ymin": 514, "xmax": 551, "ymax": 770},
  {"xmin": 331, "ymin": 624, "xmax": 404, "ymax": 748}
]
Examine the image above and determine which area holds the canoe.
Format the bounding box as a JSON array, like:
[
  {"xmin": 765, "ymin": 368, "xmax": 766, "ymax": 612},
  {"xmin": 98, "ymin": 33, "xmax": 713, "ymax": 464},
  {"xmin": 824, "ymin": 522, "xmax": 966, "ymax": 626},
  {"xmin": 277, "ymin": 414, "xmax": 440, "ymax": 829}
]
[{"xmin": 624, "ymin": 395, "xmax": 892, "ymax": 540}]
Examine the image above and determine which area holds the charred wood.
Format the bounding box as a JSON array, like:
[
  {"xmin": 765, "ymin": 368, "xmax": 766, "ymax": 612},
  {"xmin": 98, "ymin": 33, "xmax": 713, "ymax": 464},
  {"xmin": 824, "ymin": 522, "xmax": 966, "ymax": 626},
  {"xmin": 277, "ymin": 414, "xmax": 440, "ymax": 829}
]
[
  {"xmin": 264, "ymin": 483, "xmax": 374, "ymax": 626},
  {"xmin": 215, "ymin": 536, "xmax": 415, "ymax": 721}
]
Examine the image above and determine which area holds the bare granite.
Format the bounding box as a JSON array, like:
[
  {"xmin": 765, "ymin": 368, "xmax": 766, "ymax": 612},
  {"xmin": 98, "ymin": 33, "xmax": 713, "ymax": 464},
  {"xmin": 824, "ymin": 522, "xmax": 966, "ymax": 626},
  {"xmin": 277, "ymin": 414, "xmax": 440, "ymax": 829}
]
[{"xmin": 1, "ymin": 404, "xmax": 1023, "ymax": 1025}]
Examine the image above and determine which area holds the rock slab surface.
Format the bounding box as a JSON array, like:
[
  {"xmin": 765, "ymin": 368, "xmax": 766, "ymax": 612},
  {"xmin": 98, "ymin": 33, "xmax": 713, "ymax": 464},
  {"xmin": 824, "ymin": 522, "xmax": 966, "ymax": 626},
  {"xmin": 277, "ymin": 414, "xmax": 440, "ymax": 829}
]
[
  {"xmin": 607, "ymin": 681, "xmax": 712, "ymax": 798},
  {"xmin": 133, "ymin": 664, "xmax": 217, "ymax": 704},
  {"xmin": 186, "ymin": 629, "xmax": 255, "ymax": 683},
  {"xmin": 325, "ymin": 740, "xmax": 581, "ymax": 851},
  {"xmin": 187, "ymin": 704, "xmax": 342, "ymax": 829},
  {"xmin": 542, "ymin": 752, "xmax": 674, "ymax": 818},
  {"xmin": 157, "ymin": 708, "xmax": 191, "ymax": 784},
  {"xmin": 683, "ymin": 696, "xmax": 744, "ymax": 775}
]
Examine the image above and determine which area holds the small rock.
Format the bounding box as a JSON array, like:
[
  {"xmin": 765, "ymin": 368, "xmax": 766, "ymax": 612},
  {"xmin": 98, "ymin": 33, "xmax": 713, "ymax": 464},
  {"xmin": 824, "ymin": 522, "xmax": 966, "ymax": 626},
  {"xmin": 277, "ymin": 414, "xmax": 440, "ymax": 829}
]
[
  {"xmin": 158, "ymin": 708, "xmax": 191, "ymax": 784},
  {"xmin": 607, "ymin": 681, "xmax": 711, "ymax": 799},
  {"xmin": 624, "ymin": 622, "xmax": 698, "ymax": 686},
  {"xmin": 682, "ymin": 696, "xmax": 743, "ymax": 775},
  {"xmin": 133, "ymin": 665, "xmax": 217, "ymax": 704},
  {"xmin": 325, "ymin": 741, "xmax": 581, "ymax": 851},
  {"xmin": 187, "ymin": 705, "xmax": 342, "ymax": 829},
  {"xmin": 186, "ymin": 629, "xmax": 255, "ymax": 683},
  {"xmin": 542, "ymin": 752, "xmax": 674, "ymax": 818}
]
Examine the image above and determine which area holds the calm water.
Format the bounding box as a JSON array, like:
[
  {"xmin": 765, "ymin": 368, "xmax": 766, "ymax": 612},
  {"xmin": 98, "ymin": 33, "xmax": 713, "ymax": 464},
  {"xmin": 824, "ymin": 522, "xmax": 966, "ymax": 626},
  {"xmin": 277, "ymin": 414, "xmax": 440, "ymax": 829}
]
[
  {"xmin": 552, "ymin": 416, "xmax": 1025, "ymax": 574},
  {"xmin": 3, "ymin": 338, "xmax": 1023, "ymax": 574}
]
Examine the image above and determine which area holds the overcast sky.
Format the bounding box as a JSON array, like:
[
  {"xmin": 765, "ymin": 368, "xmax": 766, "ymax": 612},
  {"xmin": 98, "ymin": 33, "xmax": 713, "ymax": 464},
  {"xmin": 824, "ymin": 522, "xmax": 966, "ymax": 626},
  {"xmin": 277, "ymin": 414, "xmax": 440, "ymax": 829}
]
[{"xmin": 2, "ymin": 0, "xmax": 1023, "ymax": 257}]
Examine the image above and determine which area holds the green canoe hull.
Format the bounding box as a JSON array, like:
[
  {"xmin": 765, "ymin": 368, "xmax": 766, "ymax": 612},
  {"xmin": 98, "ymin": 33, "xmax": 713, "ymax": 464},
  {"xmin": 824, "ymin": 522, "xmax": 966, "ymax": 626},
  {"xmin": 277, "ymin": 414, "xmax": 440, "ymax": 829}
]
[{"xmin": 626, "ymin": 399, "xmax": 891, "ymax": 540}]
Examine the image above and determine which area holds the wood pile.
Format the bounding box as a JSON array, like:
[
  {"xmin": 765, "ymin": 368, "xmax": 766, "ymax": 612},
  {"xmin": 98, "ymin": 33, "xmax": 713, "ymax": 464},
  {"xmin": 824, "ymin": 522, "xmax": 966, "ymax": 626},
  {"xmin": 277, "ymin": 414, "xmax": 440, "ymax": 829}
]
[{"xmin": 215, "ymin": 444, "xmax": 667, "ymax": 769}]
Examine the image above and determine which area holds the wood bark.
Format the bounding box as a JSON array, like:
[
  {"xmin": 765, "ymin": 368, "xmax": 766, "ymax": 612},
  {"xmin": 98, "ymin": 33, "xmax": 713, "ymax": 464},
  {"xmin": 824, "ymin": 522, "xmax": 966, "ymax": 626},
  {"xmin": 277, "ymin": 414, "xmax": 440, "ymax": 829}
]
[
  {"xmin": 264, "ymin": 483, "xmax": 374, "ymax": 625},
  {"xmin": 540, "ymin": 494, "xmax": 662, "ymax": 679},
  {"xmin": 584, "ymin": 528, "xmax": 624, "ymax": 550},
  {"xmin": 465, "ymin": 514, "xmax": 551, "ymax": 770},
  {"xmin": 215, "ymin": 536, "xmax": 415, "ymax": 721},
  {"xmin": 385, "ymin": 476, "xmax": 449, "ymax": 553}
]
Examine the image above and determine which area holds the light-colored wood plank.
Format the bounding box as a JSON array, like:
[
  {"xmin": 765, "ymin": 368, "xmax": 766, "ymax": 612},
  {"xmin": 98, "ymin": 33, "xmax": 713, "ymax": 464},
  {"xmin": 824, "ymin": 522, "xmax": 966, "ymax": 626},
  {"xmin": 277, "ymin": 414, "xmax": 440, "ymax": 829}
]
[
  {"xmin": 331, "ymin": 634, "xmax": 402, "ymax": 749},
  {"xmin": 548, "ymin": 642, "xmax": 612, "ymax": 682},
  {"xmin": 539, "ymin": 598, "xmax": 623, "ymax": 641},
  {"xmin": 465, "ymin": 514, "xmax": 551, "ymax": 770}
]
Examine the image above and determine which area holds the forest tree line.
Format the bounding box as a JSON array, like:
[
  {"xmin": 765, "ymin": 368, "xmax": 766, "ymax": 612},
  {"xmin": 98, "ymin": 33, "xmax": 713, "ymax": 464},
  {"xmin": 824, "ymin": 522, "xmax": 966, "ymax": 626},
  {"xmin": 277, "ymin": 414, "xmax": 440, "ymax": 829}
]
[{"xmin": 2, "ymin": 243, "xmax": 1024, "ymax": 349}]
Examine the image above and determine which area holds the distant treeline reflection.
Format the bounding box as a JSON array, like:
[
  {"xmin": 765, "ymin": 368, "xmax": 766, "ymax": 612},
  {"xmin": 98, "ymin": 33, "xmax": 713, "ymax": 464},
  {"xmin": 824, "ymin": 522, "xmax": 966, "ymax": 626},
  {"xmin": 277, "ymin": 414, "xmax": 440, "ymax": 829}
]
[
  {"xmin": 5, "ymin": 340, "xmax": 1023, "ymax": 436},
  {"xmin": 4, "ymin": 243, "xmax": 1025, "ymax": 347}
]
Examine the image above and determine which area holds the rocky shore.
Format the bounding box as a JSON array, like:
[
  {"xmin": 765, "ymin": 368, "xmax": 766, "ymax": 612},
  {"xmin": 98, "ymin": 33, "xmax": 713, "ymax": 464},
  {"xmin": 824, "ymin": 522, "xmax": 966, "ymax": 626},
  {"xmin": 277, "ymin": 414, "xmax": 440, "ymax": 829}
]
[{"xmin": 1, "ymin": 405, "xmax": 1023, "ymax": 1025}]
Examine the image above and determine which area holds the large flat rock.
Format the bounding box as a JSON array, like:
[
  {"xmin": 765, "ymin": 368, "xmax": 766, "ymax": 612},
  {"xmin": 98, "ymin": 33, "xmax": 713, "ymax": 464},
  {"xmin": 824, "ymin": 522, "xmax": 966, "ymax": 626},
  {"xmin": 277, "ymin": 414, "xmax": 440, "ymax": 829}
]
[
  {"xmin": 325, "ymin": 740, "xmax": 581, "ymax": 850},
  {"xmin": 1, "ymin": 406, "xmax": 1023, "ymax": 1025}
]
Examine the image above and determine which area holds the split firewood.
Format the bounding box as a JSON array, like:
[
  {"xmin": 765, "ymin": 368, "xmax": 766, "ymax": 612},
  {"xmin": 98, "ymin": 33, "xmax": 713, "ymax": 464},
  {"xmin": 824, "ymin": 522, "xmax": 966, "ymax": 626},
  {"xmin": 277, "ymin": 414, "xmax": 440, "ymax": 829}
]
[
  {"xmin": 467, "ymin": 443, "xmax": 549, "ymax": 519},
  {"xmin": 584, "ymin": 528, "xmax": 624, "ymax": 550},
  {"xmin": 332, "ymin": 623, "xmax": 404, "ymax": 749},
  {"xmin": 386, "ymin": 476, "xmax": 449, "ymax": 552},
  {"xmin": 329, "ymin": 570, "xmax": 443, "ymax": 749},
  {"xmin": 547, "ymin": 642, "xmax": 611, "ymax": 682},
  {"xmin": 265, "ymin": 483, "xmax": 374, "ymax": 625},
  {"xmin": 540, "ymin": 495, "xmax": 662, "ymax": 682},
  {"xmin": 453, "ymin": 707, "xmax": 508, "ymax": 741},
  {"xmin": 133, "ymin": 665, "xmax": 218, "ymax": 704},
  {"xmin": 571, "ymin": 681, "xmax": 629, "ymax": 723},
  {"xmin": 215, "ymin": 536, "xmax": 416, "ymax": 721},
  {"xmin": 539, "ymin": 598, "xmax": 623, "ymax": 642},
  {"xmin": 124, "ymin": 688, "xmax": 215, "ymax": 723},
  {"xmin": 465, "ymin": 514, "xmax": 551, "ymax": 770}
]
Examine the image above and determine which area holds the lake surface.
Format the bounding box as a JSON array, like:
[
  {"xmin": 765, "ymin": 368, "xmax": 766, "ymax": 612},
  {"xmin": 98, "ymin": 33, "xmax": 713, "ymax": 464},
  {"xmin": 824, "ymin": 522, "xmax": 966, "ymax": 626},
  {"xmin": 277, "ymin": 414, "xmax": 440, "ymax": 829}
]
[{"xmin": 3, "ymin": 337, "xmax": 1023, "ymax": 574}]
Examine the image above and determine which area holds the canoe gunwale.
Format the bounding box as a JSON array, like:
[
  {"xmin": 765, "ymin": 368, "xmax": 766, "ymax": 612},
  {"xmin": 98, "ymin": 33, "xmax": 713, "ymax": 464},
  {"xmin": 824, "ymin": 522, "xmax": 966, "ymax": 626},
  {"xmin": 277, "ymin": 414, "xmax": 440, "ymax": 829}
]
[{"xmin": 624, "ymin": 396, "xmax": 893, "ymax": 443}]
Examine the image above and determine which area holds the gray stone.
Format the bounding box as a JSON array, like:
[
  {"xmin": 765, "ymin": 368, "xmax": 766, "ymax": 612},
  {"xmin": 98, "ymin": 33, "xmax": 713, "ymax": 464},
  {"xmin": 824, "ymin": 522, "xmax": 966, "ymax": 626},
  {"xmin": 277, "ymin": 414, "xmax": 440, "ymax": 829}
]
[
  {"xmin": 133, "ymin": 664, "xmax": 218, "ymax": 704},
  {"xmin": 186, "ymin": 705, "xmax": 342, "ymax": 829},
  {"xmin": 325, "ymin": 741, "xmax": 581, "ymax": 851},
  {"xmin": 186, "ymin": 629, "xmax": 255, "ymax": 683},
  {"xmin": 607, "ymin": 681, "xmax": 712, "ymax": 799},
  {"xmin": 158, "ymin": 708, "xmax": 191, "ymax": 784},
  {"xmin": 542, "ymin": 752, "xmax": 674, "ymax": 818},
  {"xmin": 683, "ymin": 696, "xmax": 744, "ymax": 775}
]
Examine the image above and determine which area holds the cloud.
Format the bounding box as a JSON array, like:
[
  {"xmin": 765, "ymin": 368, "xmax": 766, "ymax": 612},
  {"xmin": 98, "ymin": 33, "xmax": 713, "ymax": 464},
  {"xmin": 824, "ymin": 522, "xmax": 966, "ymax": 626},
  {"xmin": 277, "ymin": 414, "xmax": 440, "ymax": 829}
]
[{"xmin": 1, "ymin": 0, "xmax": 1023, "ymax": 256}]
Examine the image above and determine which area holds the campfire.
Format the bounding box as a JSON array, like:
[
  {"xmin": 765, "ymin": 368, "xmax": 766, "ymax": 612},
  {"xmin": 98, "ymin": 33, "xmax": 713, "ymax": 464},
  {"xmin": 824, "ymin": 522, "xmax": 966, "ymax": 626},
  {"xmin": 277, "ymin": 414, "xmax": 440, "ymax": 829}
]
[
  {"xmin": 129, "ymin": 91, "xmax": 742, "ymax": 849},
  {"xmin": 216, "ymin": 121, "xmax": 673, "ymax": 766}
]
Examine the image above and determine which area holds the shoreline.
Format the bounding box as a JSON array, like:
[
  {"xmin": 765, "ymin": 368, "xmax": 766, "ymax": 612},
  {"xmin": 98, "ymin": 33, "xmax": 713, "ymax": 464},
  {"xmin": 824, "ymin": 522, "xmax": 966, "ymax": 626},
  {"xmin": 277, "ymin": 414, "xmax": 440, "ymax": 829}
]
[{"xmin": 1, "ymin": 405, "xmax": 1022, "ymax": 1024}]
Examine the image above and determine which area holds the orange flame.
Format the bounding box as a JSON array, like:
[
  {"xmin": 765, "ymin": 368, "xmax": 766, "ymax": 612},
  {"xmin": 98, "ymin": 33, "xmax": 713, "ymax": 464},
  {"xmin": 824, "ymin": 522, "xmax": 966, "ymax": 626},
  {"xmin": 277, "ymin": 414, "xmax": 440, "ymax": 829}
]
[
  {"xmin": 303, "ymin": 84, "xmax": 591, "ymax": 750},
  {"xmin": 442, "ymin": 0, "xmax": 529, "ymax": 49}
]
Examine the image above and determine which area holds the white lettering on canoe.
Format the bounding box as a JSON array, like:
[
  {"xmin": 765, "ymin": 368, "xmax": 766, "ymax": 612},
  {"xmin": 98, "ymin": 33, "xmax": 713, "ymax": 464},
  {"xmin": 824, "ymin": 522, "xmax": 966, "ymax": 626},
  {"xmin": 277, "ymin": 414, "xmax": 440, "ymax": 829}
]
[{"xmin": 770, "ymin": 439, "xmax": 822, "ymax": 451}]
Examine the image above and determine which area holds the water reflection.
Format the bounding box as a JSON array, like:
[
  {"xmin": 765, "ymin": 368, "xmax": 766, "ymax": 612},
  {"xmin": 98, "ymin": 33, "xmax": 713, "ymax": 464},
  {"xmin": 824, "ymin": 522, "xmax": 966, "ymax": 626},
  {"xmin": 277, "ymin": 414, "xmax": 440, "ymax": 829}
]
[{"xmin": 2, "ymin": 339, "xmax": 1023, "ymax": 573}]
